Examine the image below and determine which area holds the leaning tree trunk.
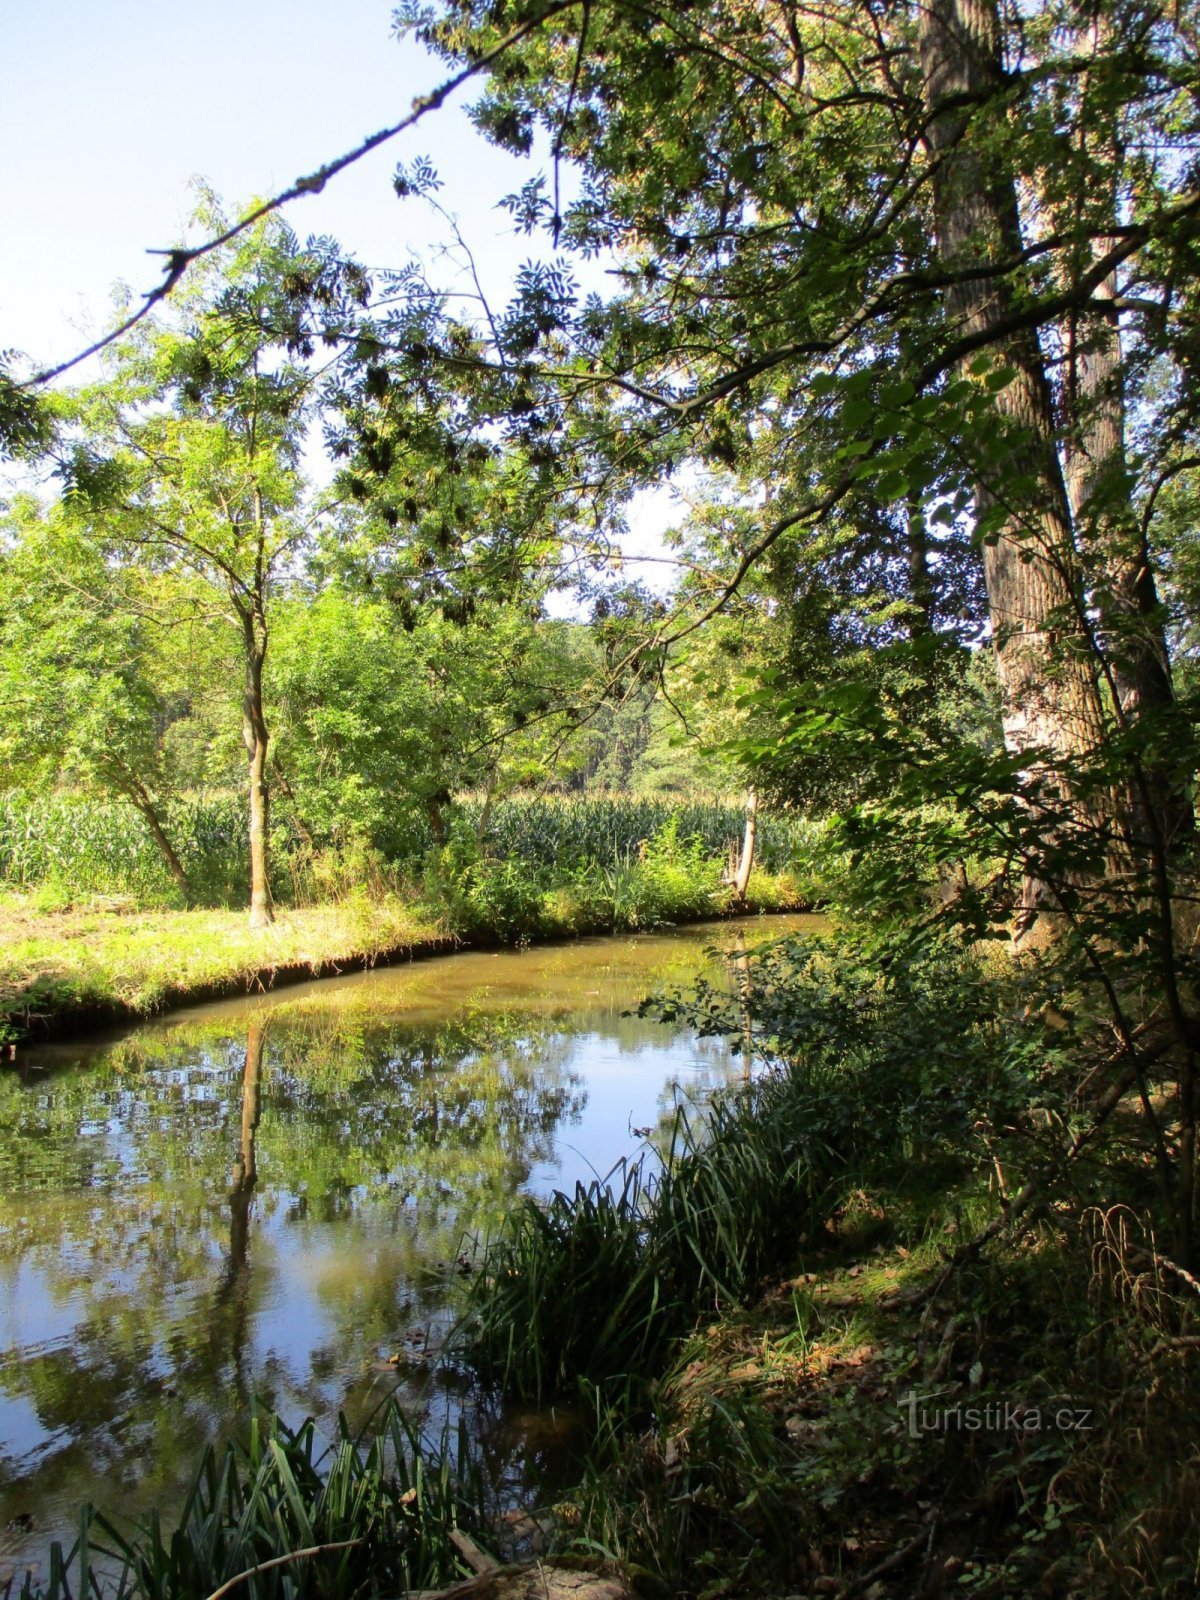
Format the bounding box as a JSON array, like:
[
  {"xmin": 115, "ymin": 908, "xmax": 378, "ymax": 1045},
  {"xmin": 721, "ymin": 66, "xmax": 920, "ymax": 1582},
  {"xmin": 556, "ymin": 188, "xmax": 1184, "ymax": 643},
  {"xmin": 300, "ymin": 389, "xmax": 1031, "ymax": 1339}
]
[
  {"xmin": 919, "ymin": 0, "xmax": 1111, "ymax": 927},
  {"xmin": 242, "ymin": 610, "xmax": 275, "ymax": 928},
  {"xmin": 121, "ymin": 771, "xmax": 190, "ymax": 905}
]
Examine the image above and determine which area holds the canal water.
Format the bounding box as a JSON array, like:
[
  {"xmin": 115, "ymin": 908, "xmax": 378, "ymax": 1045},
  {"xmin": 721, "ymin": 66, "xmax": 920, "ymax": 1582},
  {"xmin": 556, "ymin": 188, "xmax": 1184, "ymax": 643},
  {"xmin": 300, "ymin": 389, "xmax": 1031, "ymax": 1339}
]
[{"xmin": 0, "ymin": 915, "xmax": 819, "ymax": 1579}]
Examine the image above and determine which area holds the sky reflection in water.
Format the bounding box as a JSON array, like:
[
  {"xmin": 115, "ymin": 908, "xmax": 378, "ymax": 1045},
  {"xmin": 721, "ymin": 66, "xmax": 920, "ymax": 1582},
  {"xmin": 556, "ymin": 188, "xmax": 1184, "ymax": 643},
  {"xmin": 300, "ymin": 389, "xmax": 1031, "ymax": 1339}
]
[{"xmin": 0, "ymin": 916, "xmax": 821, "ymax": 1574}]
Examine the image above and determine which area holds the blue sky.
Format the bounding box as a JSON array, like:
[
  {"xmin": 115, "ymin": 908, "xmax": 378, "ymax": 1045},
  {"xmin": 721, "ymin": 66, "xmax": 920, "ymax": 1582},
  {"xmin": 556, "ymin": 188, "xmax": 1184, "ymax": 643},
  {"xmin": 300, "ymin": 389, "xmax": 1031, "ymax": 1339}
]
[
  {"xmin": 0, "ymin": 0, "xmax": 680, "ymax": 585},
  {"xmin": 1, "ymin": 0, "xmax": 577, "ymax": 369}
]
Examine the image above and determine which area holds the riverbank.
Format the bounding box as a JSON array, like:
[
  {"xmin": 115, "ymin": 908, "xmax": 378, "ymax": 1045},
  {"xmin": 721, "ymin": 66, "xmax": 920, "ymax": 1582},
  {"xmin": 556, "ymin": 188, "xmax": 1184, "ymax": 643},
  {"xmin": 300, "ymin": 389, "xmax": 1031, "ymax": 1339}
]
[
  {"xmin": 528, "ymin": 1214, "xmax": 1191, "ymax": 1598},
  {"xmin": 0, "ymin": 875, "xmax": 807, "ymax": 1045},
  {"xmin": 456, "ymin": 921, "xmax": 1200, "ymax": 1598},
  {"xmin": 0, "ymin": 897, "xmax": 449, "ymax": 1045},
  {"xmin": 3, "ymin": 912, "xmax": 1191, "ymax": 1599}
]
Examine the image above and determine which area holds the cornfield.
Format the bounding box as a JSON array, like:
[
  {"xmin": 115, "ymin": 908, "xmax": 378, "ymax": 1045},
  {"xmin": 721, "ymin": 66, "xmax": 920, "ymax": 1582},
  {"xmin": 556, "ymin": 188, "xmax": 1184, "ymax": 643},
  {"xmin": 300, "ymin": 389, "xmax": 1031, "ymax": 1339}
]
[
  {"xmin": 0, "ymin": 790, "xmax": 814, "ymax": 907},
  {"xmin": 0, "ymin": 792, "xmax": 250, "ymax": 905},
  {"xmin": 464, "ymin": 794, "xmax": 807, "ymax": 873}
]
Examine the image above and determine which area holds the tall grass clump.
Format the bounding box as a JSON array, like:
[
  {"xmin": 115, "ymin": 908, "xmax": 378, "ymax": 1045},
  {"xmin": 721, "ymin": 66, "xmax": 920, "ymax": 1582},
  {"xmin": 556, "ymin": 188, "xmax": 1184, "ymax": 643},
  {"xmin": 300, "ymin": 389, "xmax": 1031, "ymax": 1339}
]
[
  {"xmin": 466, "ymin": 1064, "xmax": 849, "ymax": 1404},
  {"xmin": 6, "ymin": 1402, "xmax": 484, "ymax": 1600}
]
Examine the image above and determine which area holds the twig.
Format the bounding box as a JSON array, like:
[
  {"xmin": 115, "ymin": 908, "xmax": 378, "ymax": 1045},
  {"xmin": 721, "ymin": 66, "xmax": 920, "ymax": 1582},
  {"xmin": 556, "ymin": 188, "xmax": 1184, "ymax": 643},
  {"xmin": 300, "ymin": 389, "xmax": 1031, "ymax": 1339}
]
[
  {"xmin": 450, "ymin": 1531, "xmax": 500, "ymax": 1576},
  {"xmin": 407, "ymin": 1572, "xmax": 509, "ymax": 1600},
  {"xmin": 24, "ymin": 0, "xmax": 584, "ymax": 388},
  {"xmin": 200, "ymin": 1537, "xmax": 365, "ymax": 1600},
  {"xmin": 1141, "ymin": 1250, "xmax": 1200, "ymax": 1298},
  {"xmin": 1137, "ymin": 1336, "xmax": 1200, "ymax": 1364},
  {"xmin": 835, "ymin": 1516, "xmax": 938, "ymax": 1598}
]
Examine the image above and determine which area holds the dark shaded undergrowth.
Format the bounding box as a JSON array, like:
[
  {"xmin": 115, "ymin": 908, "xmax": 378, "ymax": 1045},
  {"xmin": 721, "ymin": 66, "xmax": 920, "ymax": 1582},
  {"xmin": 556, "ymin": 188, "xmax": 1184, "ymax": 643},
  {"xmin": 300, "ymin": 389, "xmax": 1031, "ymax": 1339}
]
[{"xmin": 459, "ymin": 923, "xmax": 1200, "ymax": 1598}]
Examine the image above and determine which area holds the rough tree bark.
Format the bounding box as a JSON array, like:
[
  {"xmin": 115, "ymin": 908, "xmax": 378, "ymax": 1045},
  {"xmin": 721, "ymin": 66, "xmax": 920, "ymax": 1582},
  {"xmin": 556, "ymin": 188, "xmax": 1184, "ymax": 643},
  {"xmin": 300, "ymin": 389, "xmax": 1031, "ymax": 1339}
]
[
  {"xmin": 1057, "ymin": 23, "xmax": 1190, "ymax": 854},
  {"xmin": 919, "ymin": 0, "xmax": 1111, "ymax": 923}
]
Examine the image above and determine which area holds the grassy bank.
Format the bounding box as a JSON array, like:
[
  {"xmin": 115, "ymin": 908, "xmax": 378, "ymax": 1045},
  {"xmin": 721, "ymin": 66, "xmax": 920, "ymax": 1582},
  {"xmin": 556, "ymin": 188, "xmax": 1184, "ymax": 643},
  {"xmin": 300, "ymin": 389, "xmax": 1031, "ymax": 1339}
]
[
  {"xmin": 534, "ymin": 1212, "xmax": 1199, "ymax": 1598},
  {"xmin": 0, "ymin": 896, "xmax": 449, "ymax": 1042},
  {"xmin": 0, "ymin": 791, "xmax": 812, "ymax": 1041},
  {"xmin": 455, "ymin": 922, "xmax": 1200, "ymax": 1598},
  {"xmin": 0, "ymin": 868, "xmax": 806, "ymax": 1044}
]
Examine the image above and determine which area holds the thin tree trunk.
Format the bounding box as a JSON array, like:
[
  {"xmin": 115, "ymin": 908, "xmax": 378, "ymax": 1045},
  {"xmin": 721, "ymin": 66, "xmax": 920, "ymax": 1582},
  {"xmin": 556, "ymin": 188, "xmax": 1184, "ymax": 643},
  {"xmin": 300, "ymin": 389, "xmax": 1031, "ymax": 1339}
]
[
  {"xmin": 242, "ymin": 612, "xmax": 275, "ymax": 928},
  {"xmin": 427, "ymin": 796, "xmax": 447, "ymax": 846},
  {"xmin": 907, "ymin": 493, "xmax": 935, "ymax": 641},
  {"xmin": 732, "ymin": 786, "xmax": 758, "ymax": 904},
  {"xmin": 476, "ymin": 774, "xmax": 496, "ymax": 846},
  {"xmin": 272, "ymin": 753, "xmax": 315, "ymax": 850},
  {"xmin": 919, "ymin": 0, "xmax": 1111, "ymax": 926},
  {"xmin": 119, "ymin": 770, "xmax": 190, "ymax": 905}
]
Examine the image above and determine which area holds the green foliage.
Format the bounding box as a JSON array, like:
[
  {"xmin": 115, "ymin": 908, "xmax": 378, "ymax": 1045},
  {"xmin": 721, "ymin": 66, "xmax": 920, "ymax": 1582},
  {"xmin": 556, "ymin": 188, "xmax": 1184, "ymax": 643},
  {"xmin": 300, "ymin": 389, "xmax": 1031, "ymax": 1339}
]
[
  {"xmin": 269, "ymin": 593, "xmax": 590, "ymax": 854},
  {"xmin": 0, "ymin": 360, "xmax": 51, "ymax": 460},
  {"xmin": 421, "ymin": 807, "xmax": 809, "ymax": 941},
  {"xmin": 467, "ymin": 1161, "xmax": 670, "ymax": 1399},
  {"xmin": 9, "ymin": 1402, "xmax": 483, "ymax": 1600},
  {"xmin": 464, "ymin": 921, "xmax": 1068, "ymax": 1404},
  {"xmin": 0, "ymin": 793, "xmax": 247, "ymax": 908},
  {"xmin": 429, "ymin": 818, "xmax": 548, "ymax": 941}
]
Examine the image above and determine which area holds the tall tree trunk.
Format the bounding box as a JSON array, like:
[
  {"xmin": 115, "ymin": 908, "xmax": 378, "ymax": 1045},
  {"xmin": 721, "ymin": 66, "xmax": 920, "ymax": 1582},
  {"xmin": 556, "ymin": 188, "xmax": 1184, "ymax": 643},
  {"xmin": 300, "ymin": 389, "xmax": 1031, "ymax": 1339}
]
[
  {"xmin": 242, "ymin": 610, "xmax": 275, "ymax": 928},
  {"xmin": 919, "ymin": 0, "xmax": 1111, "ymax": 926},
  {"xmin": 1063, "ymin": 279, "xmax": 1171, "ymax": 713},
  {"xmin": 1057, "ymin": 23, "xmax": 1191, "ymax": 854}
]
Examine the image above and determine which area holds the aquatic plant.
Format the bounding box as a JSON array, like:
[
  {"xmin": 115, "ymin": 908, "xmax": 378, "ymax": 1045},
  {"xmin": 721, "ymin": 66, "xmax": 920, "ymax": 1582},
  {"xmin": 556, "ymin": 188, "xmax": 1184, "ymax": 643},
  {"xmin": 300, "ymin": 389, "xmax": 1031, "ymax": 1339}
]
[{"xmin": 4, "ymin": 1402, "xmax": 484, "ymax": 1600}]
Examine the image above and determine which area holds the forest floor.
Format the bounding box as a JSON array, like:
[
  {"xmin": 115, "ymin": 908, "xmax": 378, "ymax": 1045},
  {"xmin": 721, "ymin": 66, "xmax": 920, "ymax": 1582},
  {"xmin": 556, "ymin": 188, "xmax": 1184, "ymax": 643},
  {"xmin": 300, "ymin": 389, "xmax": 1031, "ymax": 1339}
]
[
  {"xmin": 0, "ymin": 895, "xmax": 450, "ymax": 1044},
  {"xmin": 524, "ymin": 1208, "xmax": 1198, "ymax": 1598}
]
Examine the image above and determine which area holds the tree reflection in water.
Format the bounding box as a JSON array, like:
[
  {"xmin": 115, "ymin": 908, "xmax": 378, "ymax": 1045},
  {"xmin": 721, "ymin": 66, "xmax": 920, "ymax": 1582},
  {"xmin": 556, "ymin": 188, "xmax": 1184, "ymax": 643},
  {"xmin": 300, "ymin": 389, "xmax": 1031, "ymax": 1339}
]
[
  {"xmin": 0, "ymin": 1002, "xmax": 587, "ymax": 1562},
  {"xmin": 0, "ymin": 920, "xmax": 807, "ymax": 1575}
]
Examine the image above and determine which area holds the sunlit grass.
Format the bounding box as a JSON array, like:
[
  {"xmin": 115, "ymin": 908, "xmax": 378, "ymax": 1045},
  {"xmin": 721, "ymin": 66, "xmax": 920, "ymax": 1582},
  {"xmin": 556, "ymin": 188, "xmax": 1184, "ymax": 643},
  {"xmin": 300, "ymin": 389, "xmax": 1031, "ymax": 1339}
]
[{"xmin": 0, "ymin": 896, "xmax": 446, "ymax": 1039}]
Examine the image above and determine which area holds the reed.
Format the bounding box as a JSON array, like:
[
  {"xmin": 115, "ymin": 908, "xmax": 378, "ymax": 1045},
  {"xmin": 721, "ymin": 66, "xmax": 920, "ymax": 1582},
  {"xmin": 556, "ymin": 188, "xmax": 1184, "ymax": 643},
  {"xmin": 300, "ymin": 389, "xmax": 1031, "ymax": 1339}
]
[
  {"xmin": 5, "ymin": 1402, "xmax": 485, "ymax": 1600},
  {"xmin": 465, "ymin": 1062, "xmax": 846, "ymax": 1404}
]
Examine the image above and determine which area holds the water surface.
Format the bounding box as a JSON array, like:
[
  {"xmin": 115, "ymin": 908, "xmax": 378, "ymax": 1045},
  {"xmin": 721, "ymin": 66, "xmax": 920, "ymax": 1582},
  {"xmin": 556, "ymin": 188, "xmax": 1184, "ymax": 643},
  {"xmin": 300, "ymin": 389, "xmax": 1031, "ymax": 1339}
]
[{"xmin": 0, "ymin": 915, "xmax": 819, "ymax": 1576}]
